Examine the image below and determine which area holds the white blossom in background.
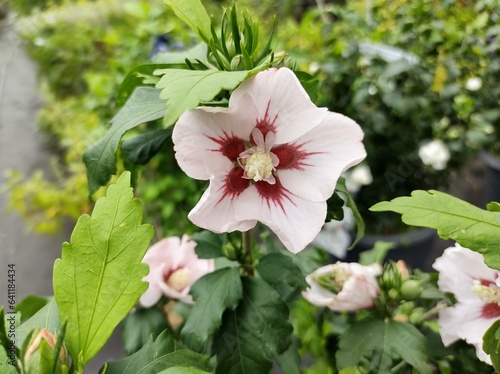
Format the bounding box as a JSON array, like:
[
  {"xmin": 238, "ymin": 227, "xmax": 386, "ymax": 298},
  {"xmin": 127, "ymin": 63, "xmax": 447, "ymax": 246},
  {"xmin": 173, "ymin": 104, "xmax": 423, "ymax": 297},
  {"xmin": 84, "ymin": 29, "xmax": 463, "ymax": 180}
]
[
  {"xmin": 311, "ymin": 206, "xmax": 354, "ymax": 259},
  {"xmin": 418, "ymin": 139, "xmax": 450, "ymax": 170},
  {"xmin": 139, "ymin": 235, "xmax": 214, "ymax": 307},
  {"xmin": 344, "ymin": 164, "xmax": 373, "ymax": 194},
  {"xmin": 302, "ymin": 262, "xmax": 381, "ymax": 311},
  {"xmin": 465, "ymin": 77, "xmax": 482, "ymax": 91},
  {"xmin": 433, "ymin": 243, "xmax": 500, "ymax": 365}
]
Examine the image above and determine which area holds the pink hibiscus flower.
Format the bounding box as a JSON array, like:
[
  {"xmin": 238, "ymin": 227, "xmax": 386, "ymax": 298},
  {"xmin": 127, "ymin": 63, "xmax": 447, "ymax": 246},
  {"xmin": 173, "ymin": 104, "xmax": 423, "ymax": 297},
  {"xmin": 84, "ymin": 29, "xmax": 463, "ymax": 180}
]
[
  {"xmin": 172, "ymin": 68, "xmax": 366, "ymax": 253},
  {"xmin": 433, "ymin": 243, "xmax": 500, "ymax": 364},
  {"xmin": 139, "ymin": 235, "xmax": 214, "ymax": 307},
  {"xmin": 302, "ymin": 262, "xmax": 381, "ymax": 311}
]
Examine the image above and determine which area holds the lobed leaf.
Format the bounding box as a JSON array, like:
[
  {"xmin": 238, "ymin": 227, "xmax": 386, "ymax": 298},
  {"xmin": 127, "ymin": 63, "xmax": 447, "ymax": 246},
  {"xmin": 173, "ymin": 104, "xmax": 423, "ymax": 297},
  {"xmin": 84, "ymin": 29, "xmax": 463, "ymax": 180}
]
[
  {"xmin": 104, "ymin": 329, "xmax": 211, "ymax": 374},
  {"xmin": 336, "ymin": 318, "xmax": 431, "ymax": 373},
  {"xmin": 371, "ymin": 190, "xmax": 500, "ymax": 270},
  {"xmin": 16, "ymin": 299, "xmax": 60, "ymax": 348},
  {"xmin": 53, "ymin": 172, "xmax": 154, "ymax": 367},
  {"xmin": 154, "ymin": 69, "xmax": 249, "ymax": 127},
  {"xmin": 212, "ymin": 276, "xmax": 293, "ymax": 374},
  {"xmin": 121, "ymin": 129, "xmax": 172, "ymax": 166},
  {"xmin": 83, "ymin": 87, "xmax": 166, "ymax": 195},
  {"xmin": 122, "ymin": 308, "xmax": 169, "ymax": 356},
  {"xmin": 181, "ymin": 267, "xmax": 243, "ymax": 352}
]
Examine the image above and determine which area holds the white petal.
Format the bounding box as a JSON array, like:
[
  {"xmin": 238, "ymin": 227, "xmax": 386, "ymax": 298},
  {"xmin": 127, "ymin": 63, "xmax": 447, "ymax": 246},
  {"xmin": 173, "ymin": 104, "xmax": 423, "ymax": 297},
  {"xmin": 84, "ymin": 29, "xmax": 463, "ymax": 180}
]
[
  {"xmin": 433, "ymin": 244, "xmax": 498, "ymax": 302},
  {"xmin": 229, "ymin": 68, "xmax": 327, "ymax": 144},
  {"xmin": 276, "ymin": 112, "xmax": 366, "ymax": 202},
  {"xmin": 173, "ymin": 94, "xmax": 258, "ymax": 180},
  {"xmin": 234, "ymin": 183, "xmax": 326, "ymax": 253},
  {"xmin": 438, "ymin": 302, "xmax": 495, "ymax": 364},
  {"xmin": 188, "ymin": 171, "xmax": 257, "ymax": 233}
]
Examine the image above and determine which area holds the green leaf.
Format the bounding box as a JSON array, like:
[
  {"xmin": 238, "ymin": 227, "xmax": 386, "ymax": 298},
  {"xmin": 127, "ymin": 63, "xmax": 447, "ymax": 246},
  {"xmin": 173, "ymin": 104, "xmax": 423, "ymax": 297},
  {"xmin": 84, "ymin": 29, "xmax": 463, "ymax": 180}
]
[
  {"xmin": 358, "ymin": 241, "xmax": 396, "ymax": 266},
  {"xmin": 274, "ymin": 335, "xmax": 301, "ymax": 374},
  {"xmin": 256, "ymin": 252, "xmax": 308, "ymax": 293},
  {"xmin": 16, "ymin": 299, "xmax": 61, "ymax": 348},
  {"xmin": 53, "ymin": 172, "xmax": 154, "ymax": 368},
  {"xmin": 212, "ymin": 277, "xmax": 293, "ymax": 374},
  {"xmin": 325, "ymin": 192, "xmax": 345, "ymax": 222},
  {"xmin": 16, "ymin": 295, "xmax": 50, "ymax": 321},
  {"xmin": 294, "ymin": 70, "xmax": 320, "ymax": 103},
  {"xmin": 192, "ymin": 231, "xmax": 227, "ymax": 259},
  {"xmin": 154, "ymin": 69, "xmax": 250, "ymax": 126},
  {"xmin": 158, "ymin": 368, "xmax": 212, "ymax": 374},
  {"xmin": 487, "ymin": 202, "xmax": 500, "ymax": 212},
  {"xmin": 163, "ymin": 0, "xmax": 212, "ymax": 43},
  {"xmin": 122, "ymin": 308, "xmax": 169, "ymax": 356},
  {"xmin": 336, "ymin": 318, "xmax": 431, "ymax": 373},
  {"xmin": 122, "ymin": 129, "xmax": 172, "ymax": 166},
  {"xmin": 0, "ymin": 345, "xmax": 17, "ymax": 374},
  {"xmin": 370, "ymin": 190, "xmax": 500, "ymax": 270},
  {"xmin": 181, "ymin": 267, "xmax": 242, "ymax": 352},
  {"xmin": 83, "ymin": 87, "xmax": 166, "ymax": 195},
  {"xmin": 336, "ymin": 177, "xmax": 365, "ymax": 249},
  {"xmin": 482, "ymin": 319, "xmax": 500, "ymax": 370},
  {"xmin": 104, "ymin": 329, "xmax": 211, "ymax": 374},
  {"xmin": 116, "ymin": 64, "xmax": 186, "ymax": 108}
]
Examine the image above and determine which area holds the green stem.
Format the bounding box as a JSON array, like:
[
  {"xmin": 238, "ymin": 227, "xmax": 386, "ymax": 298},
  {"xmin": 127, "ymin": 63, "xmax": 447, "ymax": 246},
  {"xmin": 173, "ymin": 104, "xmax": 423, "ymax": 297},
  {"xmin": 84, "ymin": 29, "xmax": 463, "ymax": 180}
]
[{"xmin": 242, "ymin": 230, "xmax": 254, "ymax": 276}]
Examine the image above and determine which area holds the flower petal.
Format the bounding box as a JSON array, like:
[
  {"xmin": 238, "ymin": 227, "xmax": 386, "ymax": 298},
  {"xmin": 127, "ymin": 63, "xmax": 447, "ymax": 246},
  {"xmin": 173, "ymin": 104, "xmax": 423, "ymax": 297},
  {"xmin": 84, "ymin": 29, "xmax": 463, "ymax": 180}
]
[
  {"xmin": 188, "ymin": 169, "xmax": 257, "ymax": 233},
  {"xmin": 229, "ymin": 68, "xmax": 327, "ymax": 144},
  {"xmin": 234, "ymin": 181, "xmax": 326, "ymax": 253},
  {"xmin": 173, "ymin": 94, "xmax": 258, "ymax": 179},
  {"xmin": 276, "ymin": 112, "xmax": 366, "ymax": 202},
  {"xmin": 433, "ymin": 244, "xmax": 498, "ymax": 303},
  {"xmin": 438, "ymin": 302, "xmax": 495, "ymax": 364}
]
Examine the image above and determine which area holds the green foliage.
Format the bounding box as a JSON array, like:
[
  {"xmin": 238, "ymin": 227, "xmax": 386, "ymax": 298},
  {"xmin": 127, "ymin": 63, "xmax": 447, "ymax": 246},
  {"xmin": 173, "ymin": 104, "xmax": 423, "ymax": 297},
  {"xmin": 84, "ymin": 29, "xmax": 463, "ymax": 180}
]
[
  {"xmin": 122, "ymin": 129, "xmax": 172, "ymax": 166},
  {"xmin": 83, "ymin": 87, "xmax": 166, "ymax": 195},
  {"xmin": 482, "ymin": 319, "xmax": 500, "ymax": 370},
  {"xmin": 192, "ymin": 231, "xmax": 227, "ymax": 259},
  {"xmin": 163, "ymin": 0, "xmax": 212, "ymax": 43},
  {"xmin": 371, "ymin": 190, "xmax": 500, "ymax": 269},
  {"xmin": 15, "ymin": 295, "xmax": 50, "ymax": 322},
  {"xmin": 336, "ymin": 318, "xmax": 431, "ymax": 373},
  {"xmin": 212, "ymin": 276, "xmax": 293, "ymax": 374},
  {"xmin": 104, "ymin": 329, "xmax": 212, "ymax": 374},
  {"xmin": 181, "ymin": 267, "xmax": 243, "ymax": 352},
  {"xmin": 154, "ymin": 69, "xmax": 250, "ymax": 126},
  {"xmin": 0, "ymin": 345, "xmax": 18, "ymax": 374},
  {"xmin": 53, "ymin": 172, "xmax": 154, "ymax": 368},
  {"xmin": 121, "ymin": 308, "xmax": 169, "ymax": 356},
  {"xmin": 157, "ymin": 368, "xmax": 211, "ymax": 374},
  {"xmin": 16, "ymin": 299, "xmax": 60, "ymax": 349},
  {"xmin": 336, "ymin": 177, "xmax": 364, "ymax": 248}
]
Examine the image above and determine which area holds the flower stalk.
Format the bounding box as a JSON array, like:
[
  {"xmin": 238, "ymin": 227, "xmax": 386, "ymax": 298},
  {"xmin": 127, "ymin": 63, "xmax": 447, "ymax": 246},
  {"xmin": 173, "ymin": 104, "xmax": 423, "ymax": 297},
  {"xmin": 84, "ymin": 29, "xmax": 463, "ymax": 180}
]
[{"xmin": 242, "ymin": 230, "xmax": 254, "ymax": 276}]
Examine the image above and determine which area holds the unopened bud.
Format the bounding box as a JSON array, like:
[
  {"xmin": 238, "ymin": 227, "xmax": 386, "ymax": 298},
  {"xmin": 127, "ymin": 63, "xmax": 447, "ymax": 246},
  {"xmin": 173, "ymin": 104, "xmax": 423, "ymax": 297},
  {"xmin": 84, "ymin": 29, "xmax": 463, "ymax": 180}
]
[
  {"xmin": 230, "ymin": 55, "xmax": 245, "ymax": 71},
  {"xmin": 24, "ymin": 328, "xmax": 68, "ymax": 373},
  {"xmin": 222, "ymin": 242, "xmax": 239, "ymax": 261},
  {"xmin": 396, "ymin": 260, "xmax": 409, "ymax": 279},
  {"xmin": 400, "ymin": 280, "xmax": 422, "ymax": 301}
]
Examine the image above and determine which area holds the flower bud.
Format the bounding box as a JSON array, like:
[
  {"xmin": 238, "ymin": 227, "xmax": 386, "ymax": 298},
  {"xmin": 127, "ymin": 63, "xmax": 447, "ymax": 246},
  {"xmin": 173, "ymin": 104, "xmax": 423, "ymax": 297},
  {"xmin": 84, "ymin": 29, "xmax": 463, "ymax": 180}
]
[
  {"xmin": 24, "ymin": 328, "xmax": 68, "ymax": 374},
  {"xmin": 230, "ymin": 55, "xmax": 245, "ymax": 71},
  {"xmin": 221, "ymin": 242, "xmax": 239, "ymax": 261},
  {"xmin": 400, "ymin": 280, "xmax": 422, "ymax": 301}
]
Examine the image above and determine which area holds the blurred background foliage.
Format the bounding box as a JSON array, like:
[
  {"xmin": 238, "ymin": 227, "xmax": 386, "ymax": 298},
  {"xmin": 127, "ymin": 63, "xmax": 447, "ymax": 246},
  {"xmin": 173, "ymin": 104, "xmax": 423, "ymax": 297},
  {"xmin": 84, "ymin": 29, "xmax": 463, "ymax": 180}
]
[{"xmin": 3, "ymin": 0, "xmax": 500, "ymax": 237}]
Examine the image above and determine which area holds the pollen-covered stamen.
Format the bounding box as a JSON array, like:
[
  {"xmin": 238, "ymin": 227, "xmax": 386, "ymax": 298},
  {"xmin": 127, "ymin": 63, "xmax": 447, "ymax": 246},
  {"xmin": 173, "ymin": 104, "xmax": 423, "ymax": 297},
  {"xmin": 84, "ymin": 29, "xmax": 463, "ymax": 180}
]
[
  {"xmin": 166, "ymin": 268, "xmax": 190, "ymax": 292},
  {"xmin": 238, "ymin": 128, "xmax": 279, "ymax": 184},
  {"xmin": 472, "ymin": 279, "xmax": 500, "ymax": 305}
]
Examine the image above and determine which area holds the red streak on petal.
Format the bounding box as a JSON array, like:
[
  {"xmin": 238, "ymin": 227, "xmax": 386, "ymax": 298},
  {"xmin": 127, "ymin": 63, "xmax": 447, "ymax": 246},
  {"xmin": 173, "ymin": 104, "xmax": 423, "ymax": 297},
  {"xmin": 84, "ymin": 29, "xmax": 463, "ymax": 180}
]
[
  {"xmin": 217, "ymin": 167, "xmax": 250, "ymax": 204},
  {"xmin": 255, "ymin": 177, "xmax": 295, "ymax": 214},
  {"xmin": 272, "ymin": 142, "xmax": 322, "ymax": 170},
  {"xmin": 207, "ymin": 131, "xmax": 246, "ymax": 162},
  {"xmin": 480, "ymin": 279, "xmax": 493, "ymax": 286},
  {"xmin": 482, "ymin": 303, "xmax": 500, "ymax": 319},
  {"xmin": 255, "ymin": 101, "xmax": 278, "ymax": 139}
]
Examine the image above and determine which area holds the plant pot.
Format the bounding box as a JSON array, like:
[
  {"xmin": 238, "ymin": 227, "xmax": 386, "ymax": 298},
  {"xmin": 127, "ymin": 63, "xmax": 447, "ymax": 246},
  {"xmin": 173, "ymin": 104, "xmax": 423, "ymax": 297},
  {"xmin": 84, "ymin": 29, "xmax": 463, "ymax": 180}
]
[
  {"xmin": 339, "ymin": 228, "xmax": 438, "ymax": 270},
  {"xmin": 481, "ymin": 150, "xmax": 500, "ymax": 204}
]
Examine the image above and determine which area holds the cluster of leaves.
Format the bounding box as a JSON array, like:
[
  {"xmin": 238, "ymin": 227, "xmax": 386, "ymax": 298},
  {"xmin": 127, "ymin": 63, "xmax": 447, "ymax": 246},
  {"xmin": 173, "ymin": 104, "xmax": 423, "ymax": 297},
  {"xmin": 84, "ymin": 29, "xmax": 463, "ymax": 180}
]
[
  {"xmin": 273, "ymin": 0, "xmax": 498, "ymax": 234},
  {"xmin": 4, "ymin": 0, "xmax": 200, "ymax": 235},
  {"xmin": 372, "ymin": 189, "xmax": 500, "ymax": 371}
]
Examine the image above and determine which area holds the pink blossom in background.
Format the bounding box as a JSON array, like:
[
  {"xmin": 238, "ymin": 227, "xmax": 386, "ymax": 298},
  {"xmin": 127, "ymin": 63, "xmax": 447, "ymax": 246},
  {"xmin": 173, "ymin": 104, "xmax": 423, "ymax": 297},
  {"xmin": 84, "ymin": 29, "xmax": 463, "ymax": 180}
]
[
  {"xmin": 302, "ymin": 262, "xmax": 381, "ymax": 311},
  {"xmin": 173, "ymin": 67, "xmax": 366, "ymax": 253},
  {"xmin": 139, "ymin": 235, "xmax": 214, "ymax": 307},
  {"xmin": 433, "ymin": 243, "xmax": 500, "ymax": 364}
]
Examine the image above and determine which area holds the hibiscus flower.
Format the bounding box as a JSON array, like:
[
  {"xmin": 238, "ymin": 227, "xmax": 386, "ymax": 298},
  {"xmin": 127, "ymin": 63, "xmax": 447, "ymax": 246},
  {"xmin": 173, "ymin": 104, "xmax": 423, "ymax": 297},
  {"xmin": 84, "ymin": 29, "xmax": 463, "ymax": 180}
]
[
  {"xmin": 172, "ymin": 68, "xmax": 366, "ymax": 253},
  {"xmin": 302, "ymin": 262, "xmax": 381, "ymax": 311},
  {"xmin": 139, "ymin": 235, "xmax": 214, "ymax": 307},
  {"xmin": 433, "ymin": 243, "xmax": 500, "ymax": 364}
]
